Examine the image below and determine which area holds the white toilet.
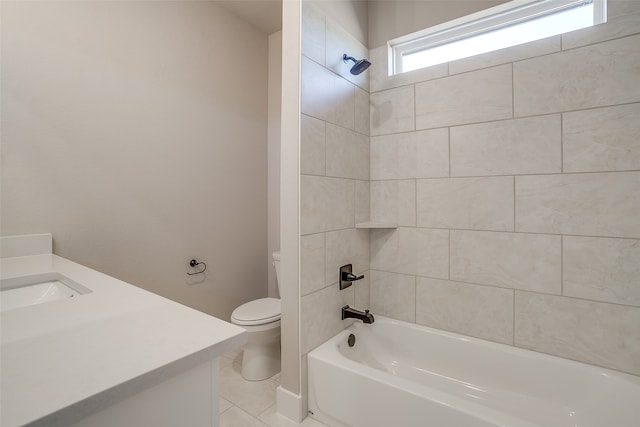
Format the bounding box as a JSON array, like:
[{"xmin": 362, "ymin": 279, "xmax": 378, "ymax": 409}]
[{"xmin": 230, "ymin": 251, "xmax": 281, "ymax": 381}]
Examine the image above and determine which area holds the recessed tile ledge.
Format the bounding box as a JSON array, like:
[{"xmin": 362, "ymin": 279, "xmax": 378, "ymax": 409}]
[{"xmin": 355, "ymin": 222, "xmax": 398, "ymax": 229}]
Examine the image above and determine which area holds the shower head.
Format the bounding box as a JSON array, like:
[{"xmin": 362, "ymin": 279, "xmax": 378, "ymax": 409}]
[{"xmin": 343, "ymin": 54, "xmax": 372, "ymax": 75}]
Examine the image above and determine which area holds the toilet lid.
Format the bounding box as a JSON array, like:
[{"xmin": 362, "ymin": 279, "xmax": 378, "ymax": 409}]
[{"xmin": 231, "ymin": 297, "xmax": 281, "ymax": 326}]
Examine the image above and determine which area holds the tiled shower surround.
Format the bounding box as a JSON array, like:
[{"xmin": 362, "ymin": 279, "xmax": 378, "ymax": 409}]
[
  {"xmin": 299, "ymin": 2, "xmax": 371, "ymax": 359},
  {"xmin": 299, "ymin": 0, "xmax": 640, "ymax": 382}
]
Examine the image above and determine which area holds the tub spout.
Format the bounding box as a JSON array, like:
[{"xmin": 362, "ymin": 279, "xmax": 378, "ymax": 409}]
[{"xmin": 342, "ymin": 305, "xmax": 375, "ymax": 324}]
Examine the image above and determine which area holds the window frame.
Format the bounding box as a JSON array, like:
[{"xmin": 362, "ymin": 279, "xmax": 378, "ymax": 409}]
[{"xmin": 389, "ymin": 0, "xmax": 607, "ymax": 75}]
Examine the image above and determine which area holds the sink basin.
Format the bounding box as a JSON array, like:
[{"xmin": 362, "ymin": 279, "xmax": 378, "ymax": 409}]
[{"xmin": 0, "ymin": 273, "xmax": 92, "ymax": 312}]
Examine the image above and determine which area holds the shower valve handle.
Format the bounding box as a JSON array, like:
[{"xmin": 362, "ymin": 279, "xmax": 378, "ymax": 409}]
[
  {"xmin": 342, "ymin": 271, "xmax": 364, "ymax": 282},
  {"xmin": 339, "ymin": 264, "xmax": 364, "ymax": 290}
]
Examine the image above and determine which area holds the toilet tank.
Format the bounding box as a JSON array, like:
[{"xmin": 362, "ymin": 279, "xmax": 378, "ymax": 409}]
[{"xmin": 272, "ymin": 251, "xmax": 281, "ymax": 294}]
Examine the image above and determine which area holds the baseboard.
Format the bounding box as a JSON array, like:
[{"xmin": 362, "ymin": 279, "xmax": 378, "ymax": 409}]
[{"xmin": 276, "ymin": 385, "xmax": 304, "ymax": 423}]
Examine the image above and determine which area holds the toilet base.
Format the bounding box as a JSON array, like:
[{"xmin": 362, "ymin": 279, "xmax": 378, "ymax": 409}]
[
  {"xmin": 235, "ymin": 320, "xmax": 281, "ymax": 381},
  {"xmin": 241, "ymin": 340, "xmax": 281, "ymax": 381}
]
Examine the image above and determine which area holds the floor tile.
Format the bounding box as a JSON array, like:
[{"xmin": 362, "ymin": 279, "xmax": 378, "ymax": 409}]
[
  {"xmin": 224, "ymin": 348, "xmax": 243, "ymax": 362},
  {"xmin": 219, "ymin": 363, "xmax": 279, "ymax": 416},
  {"xmin": 220, "ymin": 406, "xmax": 270, "ymax": 427},
  {"xmin": 300, "ymin": 417, "xmax": 327, "ymax": 427},
  {"xmin": 220, "ymin": 397, "xmax": 233, "ymax": 414},
  {"xmin": 258, "ymin": 405, "xmax": 327, "ymax": 427}
]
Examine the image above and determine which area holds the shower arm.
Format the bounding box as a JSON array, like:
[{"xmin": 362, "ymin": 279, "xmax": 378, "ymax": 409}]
[{"xmin": 343, "ymin": 54, "xmax": 357, "ymax": 64}]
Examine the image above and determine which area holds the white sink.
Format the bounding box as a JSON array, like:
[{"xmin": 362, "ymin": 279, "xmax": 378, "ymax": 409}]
[{"xmin": 0, "ymin": 273, "xmax": 92, "ymax": 312}]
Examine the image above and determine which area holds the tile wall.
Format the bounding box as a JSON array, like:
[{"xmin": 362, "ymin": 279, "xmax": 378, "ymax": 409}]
[
  {"xmin": 367, "ymin": 0, "xmax": 640, "ymax": 376},
  {"xmin": 299, "ymin": 2, "xmax": 371, "ymax": 361}
]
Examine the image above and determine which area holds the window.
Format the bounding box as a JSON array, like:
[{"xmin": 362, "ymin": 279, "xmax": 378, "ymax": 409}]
[{"xmin": 389, "ymin": 0, "xmax": 607, "ymax": 75}]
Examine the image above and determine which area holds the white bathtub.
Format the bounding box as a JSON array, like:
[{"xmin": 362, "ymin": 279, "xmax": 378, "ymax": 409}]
[{"xmin": 308, "ymin": 316, "xmax": 640, "ymax": 427}]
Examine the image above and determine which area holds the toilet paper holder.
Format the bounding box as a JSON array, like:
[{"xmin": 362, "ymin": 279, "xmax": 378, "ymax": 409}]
[{"xmin": 187, "ymin": 259, "xmax": 207, "ymax": 275}]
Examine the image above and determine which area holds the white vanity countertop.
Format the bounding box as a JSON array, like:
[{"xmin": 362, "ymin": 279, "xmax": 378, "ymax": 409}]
[{"xmin": 0, "ymin": 254, "xmax": 247, "ymax": 427}]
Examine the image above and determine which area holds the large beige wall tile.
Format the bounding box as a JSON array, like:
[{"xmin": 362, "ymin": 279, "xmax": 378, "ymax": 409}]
[
  {"xmin": 301, "ymin": 285, "xmax": 355, "ymax": 354},
  {"xmin": 370, "ymin": 128, "xmax": 449, "ymax": 180},
  {"xmin": 355, "ymin": 180, "xmax": 370, "ymax": 224},
  {"xmin": 300, "ymin": 175, "xmax": 354, "ymax": 235},
  {"xmin": 325, "ymin": 228, "xmax": 370, "ymax": 285},
  {"xmin": 451, "ymin": 115, "xmax": 561, "ymax": 176},
  {"xmin": 354, "ymin": 273, "xmax": 370, "ymax": 309},
  {"xmin": 301, "ymin": 114, "xmax": 325, "ymax": 176},
  {"xmin": 354, "ymin": 87, "xmax": 370, "ymax": 136},
  {"xmin": 609, "ymin": 0, "xmax": 640, "ymax": 17},
  {"xmin": 564, "ymin": 236, "xmax": 640, "ymax": 307},
  {"xmin": 369, "ymin": 45, "xmax": 448, "ymax": 93},
  {"xmin": 370, "ymin": 227, "xmax": 449, "ymax": 279},
  {"xmin": 449, "ymin": 36, "xmax": 560, "ymax": 75},
  {"xmin": 515, "ymin": 172, "xmax": 640, "ymax": 238},
  {"xmin": 326, "ymin": 77, "xmax": 355, "ymax": 131},
  {"xmin": 301, "ymin": 2, "xmax": 325, "ymax": 65},
  {"xmin": 370, "ymin": 180, "xmax": 416, "ymax": 227},
  {"xmin": 416, "ymin": 277, "xmax": 514, "ymax": 345},
  {"xmin": 515, "ymin": 292, "xmax": 640, "ymax": 375},
  {"xmin": 562, "ymin": 5, "xmax": 640, "ymax": 50},
  {"xmin": 302, "ymin": 56, "xmax": 355, "ymax": 130},
  {"xmin": 301, "ymin": 233, "xmax": 325, "ymax": 296},
  {"xmin": 563, "ymin": 103, "xmax": 640, "ymax": 173},
  {"xmin": 301, "ymin": 56, "xmax": 334, "ymax": 119},
  {"xmin": 370, "ymin": 270, "xmax": 416, "ymax": 322},
  {"xmin": 325, "ymin": 19, "xmax": 368, "ymax": 90},
  {"xmin": 514, "ymin": 34, "xmax": 640, "ymax": 116},
  {"xmin": 370, "ymin": 86, "xmax": 415, "ymax": 136},
  {"xmin": 417, "ymin": 177, "xmax": 514, "ymax": 231},
  {"xmin": 450, "ymin": 230, "xmax": 561, "ymax": 294},
  {"xmin": 325, "ymin": 123, "xmax": 369, "ymax": 180},
  {"xmin": 415, "ymin": 64, "xmax": 512, "ymax": 129}
]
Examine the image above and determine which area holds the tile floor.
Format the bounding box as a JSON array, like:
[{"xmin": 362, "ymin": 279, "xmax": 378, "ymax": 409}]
[{"xmin": 219, "ymin": 350, "xmax": 326, "ymax": 427}]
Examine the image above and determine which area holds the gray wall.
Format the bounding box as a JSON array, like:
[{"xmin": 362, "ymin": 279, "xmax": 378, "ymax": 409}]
[{"xmin": 1, "ymin": 1, "xmax": 269, "ymax": 321}]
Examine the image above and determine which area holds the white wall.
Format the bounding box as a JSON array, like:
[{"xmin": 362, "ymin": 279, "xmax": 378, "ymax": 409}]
[
  {"xmin": 268, "ymin": 31, "xmax": 283, "ymax": 298},
  {"xmin": 368, "ymin": 0, "xmax": 505, "ymax": 47},
  {"xmin": 278, "ymin": 0, "xmax": 302, "ymax": 414},
  {"xmin": 0, "ymin": 1, "xmax": 269, "ymax": 321}
]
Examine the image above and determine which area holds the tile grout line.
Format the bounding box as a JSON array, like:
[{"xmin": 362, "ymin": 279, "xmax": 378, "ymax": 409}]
[
  {"xmin": 322, "ymin": 120, "xmax": 327, "ymax": 176},
  {"xmin": 448, "ymin": 229, "xmax": 452, "ymax": 280},
  {"xmin": 560, "ymin": 235, "xmax": 564, "ymax": 296},
  {"xmin": 366, "ymin": 169, "xmax": 640, "ymax": 182},
  {"xmin": 560, "ymin": 112, "xmax": 564, "ymax": 173},
  {"xmin": 412, "ymin": 273, "xmax": 421, "ymax": 326},
  {"xmin": 366, "ymin": 224, "xmax": 640, "ymax": 241},
  {"xmin": 414, "ymin": 178, "xmax": 418, "ymax": 229},
  {"xmin": 511, "ymin": 62, "xmax": 515, "ymax": 118},
  {"xmin": 513, "ymin": 176, "xmax": 516, "ymax": 232},
  {"xmin": 323, "ymin": 232, "xmax": 327, "ymax": 290},
  {"xmin": 448, "ymin": 127, "xmax": 452, "ymax": 177},
  {"xmin": 512, "ymin": 290, "xmax": 516, "ymax": 346},
  {"xmin": 413, "ymin": 83, "xmax": 417, "ymax": 131},
  {"xmin": 369, "ymin": 101, "xmax": 640, "ymax": 137},
  {"xmin": 367, "ymin": 267, "xmax": 640, "ymax": 309}
]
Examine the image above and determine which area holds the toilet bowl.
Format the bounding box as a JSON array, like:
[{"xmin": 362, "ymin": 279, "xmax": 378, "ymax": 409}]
[{"xmin": 230, "ymin": 251, "xmax": 281, "ymax": 381}]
